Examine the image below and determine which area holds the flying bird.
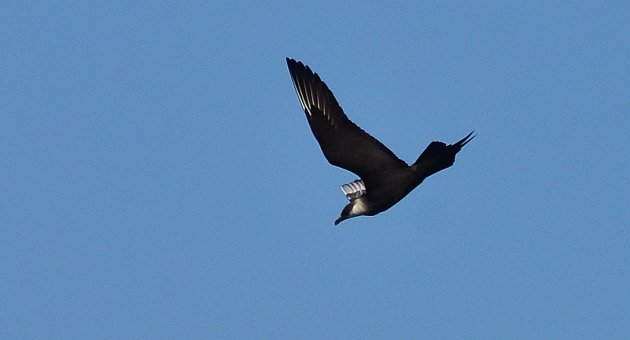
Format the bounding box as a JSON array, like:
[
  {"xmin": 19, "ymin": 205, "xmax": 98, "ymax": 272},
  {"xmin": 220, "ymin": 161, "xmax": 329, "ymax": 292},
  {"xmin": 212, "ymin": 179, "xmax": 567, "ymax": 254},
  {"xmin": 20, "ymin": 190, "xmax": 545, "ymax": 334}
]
[{"xmin": 286, "ymin": 58, "xmax": 474, "ymax": 225}]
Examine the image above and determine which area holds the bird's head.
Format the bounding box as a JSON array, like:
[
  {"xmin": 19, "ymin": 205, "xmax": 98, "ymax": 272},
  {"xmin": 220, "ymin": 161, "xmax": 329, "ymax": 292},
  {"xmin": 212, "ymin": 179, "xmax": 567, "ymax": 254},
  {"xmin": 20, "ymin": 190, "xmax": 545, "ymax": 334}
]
[
  {"xmin": 334, "ymin": 204, "xmax": 353, "ymax": 225},
  {"xmin": 334, "ymin": 198, "xmax": 369, "ymax": 225}
]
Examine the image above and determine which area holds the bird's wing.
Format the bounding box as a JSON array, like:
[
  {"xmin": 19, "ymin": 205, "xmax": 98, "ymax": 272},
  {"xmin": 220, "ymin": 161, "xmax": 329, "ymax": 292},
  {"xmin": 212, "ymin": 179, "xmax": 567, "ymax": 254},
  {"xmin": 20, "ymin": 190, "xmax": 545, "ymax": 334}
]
[
  {"xmin": 286, "ymin": 58, "xmax": 408, "ymax": 181},
  {"xmin": 340, "ymin": 179, "xmax": 367, "ymax": 201}
]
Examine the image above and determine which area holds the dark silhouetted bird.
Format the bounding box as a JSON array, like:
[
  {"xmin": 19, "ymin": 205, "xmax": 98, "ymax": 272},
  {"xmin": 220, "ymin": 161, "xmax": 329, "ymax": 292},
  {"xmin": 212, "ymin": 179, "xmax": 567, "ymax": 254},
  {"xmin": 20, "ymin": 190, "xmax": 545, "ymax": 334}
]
[{"xmin": 286, "ymin": 58, "xmax": 474, "ymax": 225}]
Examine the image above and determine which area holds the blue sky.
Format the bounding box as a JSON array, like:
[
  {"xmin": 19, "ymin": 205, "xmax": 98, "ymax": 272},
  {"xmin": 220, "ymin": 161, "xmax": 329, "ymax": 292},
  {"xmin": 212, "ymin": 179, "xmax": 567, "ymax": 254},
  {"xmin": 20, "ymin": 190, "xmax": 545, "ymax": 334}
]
[{"xmin": 1, "ymin": 1, "xmax": 629, "ymax": 338}]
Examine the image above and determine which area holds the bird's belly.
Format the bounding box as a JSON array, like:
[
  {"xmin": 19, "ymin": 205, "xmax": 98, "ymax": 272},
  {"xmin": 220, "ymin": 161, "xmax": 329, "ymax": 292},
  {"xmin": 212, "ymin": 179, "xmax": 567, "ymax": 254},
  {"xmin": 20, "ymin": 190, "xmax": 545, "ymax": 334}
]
[{"xmin": 366, "ymin": 188, "xmax": 415, "ymax": 216}]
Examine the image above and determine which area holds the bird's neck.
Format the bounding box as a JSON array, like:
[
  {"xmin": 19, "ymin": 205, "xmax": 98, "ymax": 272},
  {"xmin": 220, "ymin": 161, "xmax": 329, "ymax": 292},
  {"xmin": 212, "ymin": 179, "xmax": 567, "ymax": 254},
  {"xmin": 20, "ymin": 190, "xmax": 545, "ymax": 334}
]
[{"xmin": 349, "ymin": 197, "xmax": 370, "ymax": 216}]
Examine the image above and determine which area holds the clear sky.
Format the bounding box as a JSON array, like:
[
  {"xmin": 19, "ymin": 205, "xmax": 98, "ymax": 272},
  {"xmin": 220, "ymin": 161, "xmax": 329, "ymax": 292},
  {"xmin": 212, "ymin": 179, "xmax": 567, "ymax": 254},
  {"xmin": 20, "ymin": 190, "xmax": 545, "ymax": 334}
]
[{"xmin": 2, "ymin": 1, "xmax": 629, "ymax": 339}]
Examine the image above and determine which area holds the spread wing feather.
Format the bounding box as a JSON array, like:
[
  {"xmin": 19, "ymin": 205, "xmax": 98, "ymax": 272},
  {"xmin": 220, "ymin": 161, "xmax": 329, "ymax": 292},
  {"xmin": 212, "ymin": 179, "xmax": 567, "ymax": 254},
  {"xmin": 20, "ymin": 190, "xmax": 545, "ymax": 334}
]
[
  {"xmin": 340, "ymin": 179, "xmax": 367, "ymax": 201},
  {"xmin": 286, "ymin": 58, "xmax": 407, "ymax": 181}
]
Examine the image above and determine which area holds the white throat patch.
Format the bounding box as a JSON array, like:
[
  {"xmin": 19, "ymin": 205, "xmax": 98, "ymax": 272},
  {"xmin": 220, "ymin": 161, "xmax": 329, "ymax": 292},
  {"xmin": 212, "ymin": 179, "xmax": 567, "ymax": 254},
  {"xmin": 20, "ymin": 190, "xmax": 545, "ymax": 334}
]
[{"xmin": 349, "ymin": 197, "xmax": 369, "ymax": 216}]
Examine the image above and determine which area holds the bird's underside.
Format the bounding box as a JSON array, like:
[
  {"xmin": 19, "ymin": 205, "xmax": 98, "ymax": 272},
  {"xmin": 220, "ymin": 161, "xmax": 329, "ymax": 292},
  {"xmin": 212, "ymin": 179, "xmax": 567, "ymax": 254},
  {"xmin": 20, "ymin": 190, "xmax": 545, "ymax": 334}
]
[{"xmin": 286, "ymin": 57, "xmax": 474, "ymax": 225}]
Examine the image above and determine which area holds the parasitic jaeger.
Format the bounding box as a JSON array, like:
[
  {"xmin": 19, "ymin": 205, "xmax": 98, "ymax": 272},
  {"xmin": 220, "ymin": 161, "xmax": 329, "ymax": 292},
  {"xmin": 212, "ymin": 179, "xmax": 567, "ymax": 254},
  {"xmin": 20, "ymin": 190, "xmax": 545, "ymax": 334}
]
[{"xmin": 286, "ymin": 58, "xmax": 474, "ymax": 225}]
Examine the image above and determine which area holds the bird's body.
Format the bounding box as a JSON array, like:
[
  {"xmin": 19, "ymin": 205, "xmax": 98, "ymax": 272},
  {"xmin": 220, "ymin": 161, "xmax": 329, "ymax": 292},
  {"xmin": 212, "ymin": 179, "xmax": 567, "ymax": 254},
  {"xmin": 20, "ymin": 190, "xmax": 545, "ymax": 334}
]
[{"xmin": 286, "ymin": 58, "xmax": 474, "ymax": 225}]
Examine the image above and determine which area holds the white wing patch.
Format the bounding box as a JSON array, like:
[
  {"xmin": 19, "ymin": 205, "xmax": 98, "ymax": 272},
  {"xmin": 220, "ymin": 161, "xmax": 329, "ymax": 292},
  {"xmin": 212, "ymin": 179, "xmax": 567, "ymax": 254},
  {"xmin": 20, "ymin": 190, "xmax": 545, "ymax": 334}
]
[
  {"xmin": 290, "ymin": 71, "xmax": 333, "ymax": 124},
  {"xmin": 340, "ymin": 179, "xmax": 366, "ymax": 201},
  {"xmin": 291, "ymin": 76, "xmax": 308, "ymax": 113}
]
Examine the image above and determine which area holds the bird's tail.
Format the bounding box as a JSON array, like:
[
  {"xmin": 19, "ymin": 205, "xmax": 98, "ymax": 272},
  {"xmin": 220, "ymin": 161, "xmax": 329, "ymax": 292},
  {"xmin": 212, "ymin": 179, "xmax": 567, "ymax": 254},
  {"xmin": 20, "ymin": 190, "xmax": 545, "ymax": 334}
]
[{"xmin": 411, "ymin": 131, "xmax": 475, "ymax": 177}]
